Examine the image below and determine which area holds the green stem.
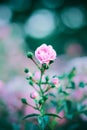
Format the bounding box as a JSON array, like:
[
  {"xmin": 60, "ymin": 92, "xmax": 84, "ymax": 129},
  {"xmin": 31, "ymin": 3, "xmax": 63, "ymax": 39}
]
[
  {"xmin": 41, "ymin": 82, "xmax": 49, "ymax": 85},
  {"xmin": 32, "ymin": 85, "xmax": 39, "ymax": 93},
  {"xmin": 27, "ymin": 103, "xmax": 39, "ymax": 110},
  {"xmin": 32, "ymin": 58, "xmax": 41, "ymax": 70},
  {"xmin": 38, "ymin": 68, "xmax": 47, "ymax": 130},
  {"xmin": 39, "ymin": 70, "xmax": 44, "ymax": 96}
]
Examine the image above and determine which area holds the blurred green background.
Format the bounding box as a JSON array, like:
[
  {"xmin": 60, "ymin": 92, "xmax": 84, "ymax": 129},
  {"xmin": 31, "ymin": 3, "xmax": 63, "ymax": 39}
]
[
  {"xmin": 0, "ymin": 0, "xmax": 87, "ymax": 53},
  {"xmin": 0, "ymin": 0, "xmax": 87, "ymax": 81}
]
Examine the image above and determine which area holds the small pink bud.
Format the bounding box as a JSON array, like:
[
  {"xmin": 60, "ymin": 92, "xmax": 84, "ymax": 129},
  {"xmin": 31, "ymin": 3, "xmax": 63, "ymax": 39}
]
[
  {"xmin": 52, "ymin": 78, "xmax": 59, "ymax": 88},
  {"xmin": 30, "ymin": 92, "xmax": 38, "ymax": 99}
]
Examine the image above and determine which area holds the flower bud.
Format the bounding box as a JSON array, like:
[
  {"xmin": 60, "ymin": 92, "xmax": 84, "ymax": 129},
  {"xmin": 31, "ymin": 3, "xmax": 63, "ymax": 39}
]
[
  {"xmin": 43, "ymin": 95, "xmax": 48, "ymax": 101},
  {"xmin": 30, "ymin": 92, "xmax": 38, "ymax": 99},
  {"xmin": 42, "ymin": 63, "xmax": 49, "ymax": 69},
  {"xmin": 39, "ymin": 99, "xmax": 44, "ymax": 105},
  {"xmin": 24, "ymin": 68, "xmax": 29, "ymax": 73},
  {"xmin": 52, "ymin": 78, "xmax": 59, "ymax": 88},
  {"xmin": 51, "ymin": 83, "xmax": 55, "ymax": 88},
  {"xmin": 45, "ymin": 76, "xmax": 49, "ymax": 82},
  {"xmin": 27, "ymin": 52, "xmax": 33, "ymax": 59},
  {"xmin": 29, "ymin": 80, "xmax": 33, "ymax": 86}
]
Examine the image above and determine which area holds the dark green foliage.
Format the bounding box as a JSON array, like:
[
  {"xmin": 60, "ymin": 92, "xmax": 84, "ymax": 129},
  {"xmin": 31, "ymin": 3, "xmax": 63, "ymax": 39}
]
[{"xmin": 21, "ymin": 98, "xmax": 28, "ymax": 105}]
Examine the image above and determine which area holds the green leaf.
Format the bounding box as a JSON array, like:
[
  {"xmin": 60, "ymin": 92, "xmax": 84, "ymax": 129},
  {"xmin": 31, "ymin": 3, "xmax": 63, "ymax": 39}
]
[
  {"xmin": 65, "ymin": 100, "xmax": 72, "ymax": 112},
  {"xmin": 58, "ymin": 86, "xmax": 62, "ymax": 93},
  {"xmin": 76, "ymin": 103, "xmax": 86, "ymax": 112},
  {"xmin": 71, "ymin": 81, "xmax": 75, "ymax": 88},
  {"xmin": 23, "ymin": 113, "xmax": 39, "ymax": 120},
  {"xmin": 49, "ymin": 93, "xmax": 56, "ymax": 98},
  {"xmin": 29, "ymin": 80, "xmax": 33, "ymax": 86},
  {"xmin": 56, "ymin": 105, "xmax": 64, "ymax": 113},
  {"xmin": 64, "ymin": 100, "xmax": 73, "ymax": 119},
  {"xmin": 45, "ymin": 113, "xmax": 63, "ymax": 119},
  {"xmin": 51, "ymin": 100, "xmax": 57, "ymax": 106},
  {"xmin": 68, "ymin": 67, "xmax": 76, "ymax": 80},
  {"xmin": 38, "ymin": 116, "xmax": 49, "ymax": 130},
  {"xmin": 58, "ymin": 74, "xmax": 67, "ymax": 80},
  {"xmin": 65, "ymin": 114, "xmax": 73, "ymax": 120},
  {"xmin": 62, "ymin": 91, "xmax": 69, "ymax": 96},
  {"xmin": 66, "ymin": 82, "xmax": 75, "ymax": 89},
  {"xmin": 21, "ymin": 98, "xmax": 28, "ymax": 105},
  {"xmin": 80, "ymin": 110, "xmax": 87, "ymax": 115}
]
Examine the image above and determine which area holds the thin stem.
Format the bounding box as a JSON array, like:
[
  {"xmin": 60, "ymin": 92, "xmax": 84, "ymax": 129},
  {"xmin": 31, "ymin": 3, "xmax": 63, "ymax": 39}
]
[
  {"xmin": 27, "ymin": 103, "xmax": 39, "ymax": 110},
  {"xmin": 31, "ymin": 84, "xmax": 39, "ymax": 93},
  {"xmin": 32, "ymin": 58, "xmax": 41, "ymax": 70},
  {"xmin": 41, "ymin": 82, "xmax": 49, "ymax": 85},
  {"xmin": 39, "ymin": 70, "xmax": 44, "ymax": 95},
  {"xmin": 44, "ymin": 85, "xmax": 51, "ymax": 93},
  {"xmin": 32, "ymin": 77, "xmax": 38, "ymax": 84}
]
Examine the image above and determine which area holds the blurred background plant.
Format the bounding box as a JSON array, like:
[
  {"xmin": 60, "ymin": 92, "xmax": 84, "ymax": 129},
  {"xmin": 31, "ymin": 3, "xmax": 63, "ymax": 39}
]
[{"xmin": 0, "ymin": 0, "xmax": 87, "ymax": 130}]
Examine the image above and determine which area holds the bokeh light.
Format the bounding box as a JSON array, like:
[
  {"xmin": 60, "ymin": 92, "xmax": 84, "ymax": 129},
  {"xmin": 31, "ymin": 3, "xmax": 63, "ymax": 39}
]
[
  {"xmin": 0, "ymin": 5, "xmax": 12, "ymax": 26},
  {"xmin": 61, "ymin": 7, "xmax": 85, "ymax": 29},
  {"xmin": 24, "ymin": 9, "xmax": 56, "ymax": 38}
]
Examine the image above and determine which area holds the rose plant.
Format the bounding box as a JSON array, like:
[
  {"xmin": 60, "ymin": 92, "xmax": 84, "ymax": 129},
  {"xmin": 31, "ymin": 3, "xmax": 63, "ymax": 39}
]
[{"xmin": 22, "ymin": 44, "xmax": 87, "ymax": 130}]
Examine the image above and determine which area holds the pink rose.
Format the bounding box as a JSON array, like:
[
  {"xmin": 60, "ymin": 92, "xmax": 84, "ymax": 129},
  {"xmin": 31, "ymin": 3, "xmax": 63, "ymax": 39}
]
[
  {"xmin": 35, "ymin": 44, "xmax": 56, "ymax": 64},
  {"xmin": 30, "ymin": 91, "xmax": 38, "ymax": 99}
]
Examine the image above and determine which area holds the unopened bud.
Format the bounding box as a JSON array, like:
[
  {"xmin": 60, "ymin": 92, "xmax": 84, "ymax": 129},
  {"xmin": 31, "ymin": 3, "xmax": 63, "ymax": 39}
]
[
  {"xmin": 39, "ymin": 99, "xmax": 44, "ymax": 105},
  {"xmin": 29, "ymin": 80, "xmax": 33, "ymax": 86},
  {"xmin": 30, "ymin": 92, "xmax": 38, "ymax": 99},
  {"xmin": 24, "ymin": 68, "xmax": 29, "ymax": 73},
  {"xmin": 27, "ymin": 52, "xmax": 33, "ymax": 59},
  {"xmin": 42, "ymin": 63, "xmax": 49, "ymax": 69},
  {"xmin": 43, "ymin": 95, "xmax": 48, "ymax": 101},
  {"xmin": 52, "ymin": 78, "xmax": 60, "ymax": 88},
  {"xmin": 45, "ymin": 76, "xmax": 49, "ymax": 82}
]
